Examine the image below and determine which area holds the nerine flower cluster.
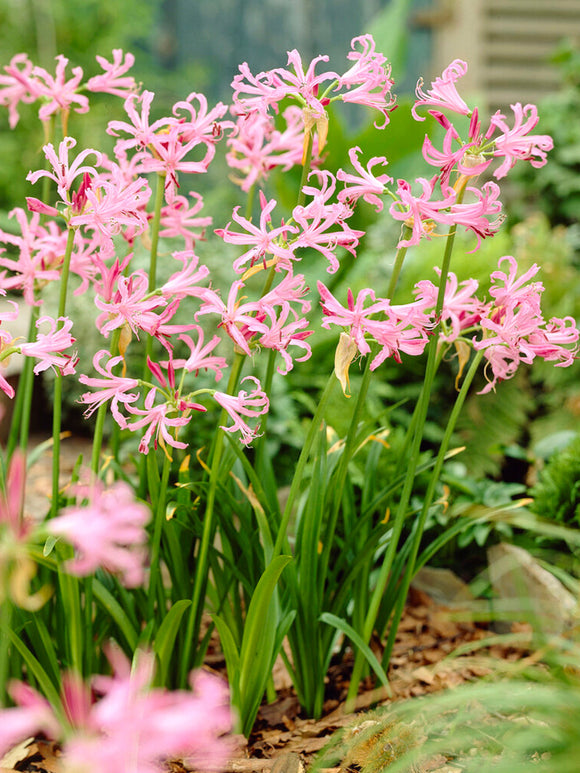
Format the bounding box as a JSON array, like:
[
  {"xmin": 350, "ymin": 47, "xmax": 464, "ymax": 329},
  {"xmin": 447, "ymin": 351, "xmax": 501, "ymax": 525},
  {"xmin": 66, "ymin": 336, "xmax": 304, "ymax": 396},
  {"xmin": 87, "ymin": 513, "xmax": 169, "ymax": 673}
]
[
  {"xmin": 0, "ymin": 42, "xmax": 576, "ymax": 537},
  {"xmin": 0, "ymin": 34, "xmax": 577, "ymax": 770}
]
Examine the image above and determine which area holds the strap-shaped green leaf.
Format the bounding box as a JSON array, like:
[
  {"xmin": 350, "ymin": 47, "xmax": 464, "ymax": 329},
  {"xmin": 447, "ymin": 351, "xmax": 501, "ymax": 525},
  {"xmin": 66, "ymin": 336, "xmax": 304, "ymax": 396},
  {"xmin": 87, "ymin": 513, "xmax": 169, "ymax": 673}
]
[
  {"xmin": 153, "ymin": 599, "xmax": 191, "ymax": 686},
  {"xmin": 92, "ymin": 579, "xmax": 139, "ymax": 650},
  {"xmin": 238, "ymin": 554, "xmax": 292, "ymax": 735},
  {"xmin": 4, "ymin": 629, "xmax": 65, "ymax": 724},
  {"xmin": 320, "ymin": 612, "xmax": 391, "ymax": 694},
  {"xmin": 211, "ymin": 613, "xmax": 241, "ymax": 710}
]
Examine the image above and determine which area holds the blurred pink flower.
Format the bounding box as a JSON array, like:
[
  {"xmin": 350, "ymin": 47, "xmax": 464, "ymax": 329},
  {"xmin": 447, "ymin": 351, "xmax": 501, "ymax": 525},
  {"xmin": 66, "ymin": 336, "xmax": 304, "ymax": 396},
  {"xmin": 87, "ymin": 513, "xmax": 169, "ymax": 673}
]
[
  {"xmin": 0, "ymin": 648, "xmax": 233, "ymax": 773},
  {"xmin": 31, "ymin": 55, "xmax": 89, "ymax": 122},
  {"xmin": 87, "ymin": 50, "xmax": 138, "ymax": 98},
  {"xmin": 226, "ymin": 106, "xmax": 310, "ymax": 192},
  {"xmin": 159, "ymin": 193, "xmax": 212, "ymax": 249},
  {"xmin": 0, "ymin": 53, "xmax": 38, "ymax": 128},
  {"xmin": 49, "ymin": 479, "xmax": 150, "ymax": 586}
]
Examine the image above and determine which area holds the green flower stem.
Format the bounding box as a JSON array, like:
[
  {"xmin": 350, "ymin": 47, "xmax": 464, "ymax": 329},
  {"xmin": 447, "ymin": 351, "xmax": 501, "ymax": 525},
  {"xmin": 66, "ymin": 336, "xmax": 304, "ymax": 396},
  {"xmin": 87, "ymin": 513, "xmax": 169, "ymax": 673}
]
[
  {"xmin": 386, "ymin": 230, "xmax": 411, "ymax": 300},
  {"xmin": 148, "ymin": 173, "xmax": 165, "ymax": 294},
  {"xmin": 83, "ymin": 577, "xmax": 93, "ymax": 677},
  {"xmin": 381, "ymin": 348, "xmax": 484, "ymax": 668},
  {"xmin": 144, "ymin": 172, "xmax": 166, "ymax": 367},
  {"xmin": 179, "ymin": 352, "xmax": 246, "ymax": 684},
  {"xmin": 0, "ymin": 598, "xmax": 13, "ymax": 704},
  {"xmin": 137, "ymin": 173, "xmax": 166, "ymax": 499},
  {"xmin": 297, "ymin": 131, "xmax": 314, "ymax": 208},
  {"xmin": 7, "ymin": 116, "xmax": 57, "ymax": 458},
  {"xmin": 346, "ymin": 207, "xmax": 463, "ymax": 709},
  {"xmin": 245, "ymin": 183, "xmax": 256, "ymax": 221},
  {"xmin": 253, "ymin": 348, "xmax": 277, "ymax": 479},
  {"xmin": 147, "ymin": 449, "xmax": 173, "ymax": 620},
  {"xmin": 319, "ymin": 233, "xmax": 411, "ymax": 580},
  {"xmin": 6, "ymin": 305, "xmax": 40, "ymax": 458},
  {"xmin": 50, "ymin": 226, "xmax": 76, "ymax": 520},
  {"xmin": 90, "ymin": 328, "xmax": 122, "ymax": 476}
]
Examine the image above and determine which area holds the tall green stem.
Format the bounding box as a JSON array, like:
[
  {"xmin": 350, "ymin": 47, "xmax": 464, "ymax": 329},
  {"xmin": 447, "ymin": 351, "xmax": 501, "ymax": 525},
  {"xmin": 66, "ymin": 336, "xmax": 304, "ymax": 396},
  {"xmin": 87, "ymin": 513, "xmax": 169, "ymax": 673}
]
[
  {"xmin": 272, "ymin": 374, "xmax": 336, "ymax": 559},
  {"xmin": 50, "ymin": 226, "xmax": 76, "ymax": 520},
  {"xmin": 144, "ymin": 172, "xmax": 166, "ymax": 368},
  {"xmin": 0, "ymin": 598, "xmax": 12, "ymax": 704},
  {"xmin": 90, "ymin": 328, "xmax": 122, "ymax": 476},
  {"xmin": 6, "ymin": 119, "xmax": 56, "ymax": 458},
  {"xmin": 346, "ymin": 204, "xmax": 464, "ymax": 708},
  {"xmin": 6, "ymin": 306, "xmax": 40, "ymax": 458},
  {"xmin": 381, "ymin": 349, "xmax": 484, "ymax": 667},
  {"xmin": 137, "ymin": 173, "xmax": 166, "ymax": 499},
  {"xmin": 147, "ymin": 450, "xmax": 173, "ymax": 619},
  {"xmin": 297, "ymin": 131, "xmax": 314, "ymax": 208},
  {"xmin": 179, "ymin": 352, "xmax": 245, "ymax": 684}
]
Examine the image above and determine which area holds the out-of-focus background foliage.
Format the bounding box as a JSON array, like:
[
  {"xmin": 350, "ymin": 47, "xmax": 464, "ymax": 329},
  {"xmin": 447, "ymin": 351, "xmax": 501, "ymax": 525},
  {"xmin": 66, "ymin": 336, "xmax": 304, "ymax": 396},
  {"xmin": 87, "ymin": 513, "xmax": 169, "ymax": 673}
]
[{"xmin": 1, "ymin": 0, "xmax": 580, "ymax": 571}]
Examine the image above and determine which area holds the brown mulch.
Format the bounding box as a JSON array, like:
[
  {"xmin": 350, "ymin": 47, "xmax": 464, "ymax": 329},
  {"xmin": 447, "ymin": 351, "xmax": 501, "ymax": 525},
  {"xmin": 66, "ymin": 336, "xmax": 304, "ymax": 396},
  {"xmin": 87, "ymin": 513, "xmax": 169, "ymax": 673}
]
[{"xmin": 1, "ymin": 586, "xmax": 529, "ymax": 773}]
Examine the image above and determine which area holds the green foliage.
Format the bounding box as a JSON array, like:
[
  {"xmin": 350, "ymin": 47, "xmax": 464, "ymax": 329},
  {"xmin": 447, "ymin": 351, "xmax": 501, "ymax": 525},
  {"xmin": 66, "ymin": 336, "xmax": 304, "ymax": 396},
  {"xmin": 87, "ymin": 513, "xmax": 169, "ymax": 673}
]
[
  {"xmin": 531, "ymin": 434, "xmax": 580, "ymax": 527},
  {"xmin": 510, "ymin": 40, "xmax": 580, "ymax": 227}
]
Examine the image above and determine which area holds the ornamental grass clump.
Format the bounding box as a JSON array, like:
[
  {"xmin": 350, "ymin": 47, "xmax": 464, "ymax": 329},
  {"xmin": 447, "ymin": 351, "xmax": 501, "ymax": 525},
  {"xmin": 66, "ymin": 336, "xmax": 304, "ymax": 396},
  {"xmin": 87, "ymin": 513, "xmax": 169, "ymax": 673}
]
[{"xmin": 0, "ymin": 34, "xmax": 576, "ymax": 760}]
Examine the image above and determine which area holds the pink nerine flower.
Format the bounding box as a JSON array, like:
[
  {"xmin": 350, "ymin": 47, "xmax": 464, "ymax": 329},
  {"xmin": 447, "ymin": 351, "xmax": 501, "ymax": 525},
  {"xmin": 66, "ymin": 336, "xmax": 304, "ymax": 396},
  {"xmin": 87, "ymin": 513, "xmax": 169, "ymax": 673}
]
[
  {"xmin": 490, "ymin": 103, "xmax": 554, "ymax": 180},
  {"xmin": 173, "ymin": 328, "xmax": 227, "ymax": 381},
  {"xmin": 337, "ymin": 146, "xmax": 392, "ymax": 211},
  {"xmin": 293, "ymin": 170, "xmax": 364, "ymax": 273},
  {"xmin": 412, "ymin": 59, "xmax": 471, "ymax": 120},
  {"xmin": 421, "ymin": 112, "xmax": 492, "ymax": 184},
  {"xmin": 338, "ymin": 35, "xmax": 396, "ymax": 127},
  {"xmin": 49, "ymin": 479, "xmax": 150, "ymax": 587},
  {"xmin": 27, "ymin": 137, "xmax": 102, "ymax": 202},
  {"xmin": 107, "ymin": 90, "xmax": 175, "ymax": 152},
  {"xmin": 86, "ymin": 50, "xmax": 138, "ymax": 98},
  {"xmin": 473, "ymin": 256, "xmax": 579, "ymax": 393},
  {"xmin": 0, "ymin": 53, "xmax": 38, "ymax": 128},
  {"xmin": 214, "ymin": 376, "xmax": 269, "ymax": 445},
  {"xmin": 414, "ymin": 270, "xmax": 487, "ymax": 343},
  {"xmin": 318, "ymin": 282, "xmax": 430, "ymax": 369},
  {"xmin": 78, "ymin": 351, "xmax": 140, "ymax": 422},
  {"xmin": 20, "ymin": 316, "xmax": 77, "ymax": 375},
  {"xmin": 124, "ymin": 387, "xmax": 193, "ymax": 454},
  {"xmin": 196, "ymin": 280, "xmax": 263, "ymax": 356},
  {"xmin": 216, "ymin": 192, "xmax": 298, "ymax": 274},
  {"xmin": 389, "ymin": 176, "xmax": 456, "ymax": 248},
  {"xmin": 31, "ymin": 55, "xmax": 89, "ymax": 122},
  {"xmin": 94, "ymin": 270, "xmax": 166, "ymax": 339}
]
